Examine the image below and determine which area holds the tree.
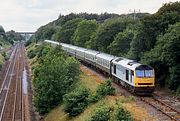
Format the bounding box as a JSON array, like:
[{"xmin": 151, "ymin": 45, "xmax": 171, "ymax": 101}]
[
  {"xmin": 5, "ymin": 30, "xmax": 24, "ymax": 44},
  {"xmin": 88, "ymin": 105, "xmax": 111, "ymax": 121},
  {"xmin": 73, "ymin": 20, "xmax": 98, "ymax": 47},
  {"xmin": 54, "ymin": 18, "xmax": 84, "ymax": 44},
  {"xmin": 141, "ymin": 22, "xmax": 180, "ymax": 91},
  {"xmin": 34, "ymin": 47, "xmax": 80, "ymax": 114},
  {"xmin": 92, "ymin": 18, "xmax": 135, "ymax": 53},
  {"xmin": 63, "ymin": 86, "xmax": 90, "ymax": 116},
  {"xmin": 35, "ymin": 25, "xmax": 57, "ymax": 42},
  {"xmin": 108, "ymin": 29, "xmax": 135, "ymax": 56}
]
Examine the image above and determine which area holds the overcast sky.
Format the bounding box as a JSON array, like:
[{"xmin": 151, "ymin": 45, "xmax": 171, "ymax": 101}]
[{"xmin": 0, "ymin": 0, "xmax": 178, "ymax": 32}]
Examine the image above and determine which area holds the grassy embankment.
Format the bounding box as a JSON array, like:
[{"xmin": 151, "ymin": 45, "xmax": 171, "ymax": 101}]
[
  {"xmin": 27, "ymin": 43, "xmax": 156, "ymax": 121},
  {"xmin": 45, "ymin": 66, "xmax": 155, "ymax": 121},
  {"xmin": 0, "ymin": 39, "xmax": 11, "ymax": 70}
]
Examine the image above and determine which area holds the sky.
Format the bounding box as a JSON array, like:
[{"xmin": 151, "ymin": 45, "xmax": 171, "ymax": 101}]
[{"xmin": 0, "ymin": 0, "xmax": 178, "ymax": 32}]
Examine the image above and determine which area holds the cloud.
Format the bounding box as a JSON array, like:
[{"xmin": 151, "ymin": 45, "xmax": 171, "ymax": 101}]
[{"xmin": 0, "ymin": 0, "xmax": 179, "ymax": 32}]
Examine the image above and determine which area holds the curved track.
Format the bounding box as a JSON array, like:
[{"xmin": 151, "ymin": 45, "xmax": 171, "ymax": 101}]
[{"xmin": 140, "ymin": 95, "xmax": 180, "ymax": 121}]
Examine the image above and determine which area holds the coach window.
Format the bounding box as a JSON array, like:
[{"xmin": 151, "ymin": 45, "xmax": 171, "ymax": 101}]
[
  {"xmin": 114, "ymin": 64, "xmax": 116, "ymax": 74},
  {"xmin": 126, "ymin": 70, "xmax": 129, "ymax": 81}
]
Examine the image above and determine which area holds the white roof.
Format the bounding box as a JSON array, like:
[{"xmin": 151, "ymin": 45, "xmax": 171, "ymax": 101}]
[
  {"xmin": 45, "ymin": 40, "xmax": 60, "ymax": 45},
  {"xmin": 76, "ymin": 47, "xmax": 87, "ymax": 51},
  {"xmin": 112, "ymin": 57, "xmax": 141, "ymax": 70},
  {"xmin": 96, "ymin": 53, "xmax": 116, "ymax": 61},
  {"xmin": 85, "ymin": 49, "xmax": 99, "ymax": 56},
  {"xmin": 68, "ymin": 45, "xmax": 78, "ymax": 49}
]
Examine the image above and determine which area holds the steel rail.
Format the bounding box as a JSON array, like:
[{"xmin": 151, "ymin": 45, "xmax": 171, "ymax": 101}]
[
  {"xmin": 0, "ymin": 46, "xmax": 17, "ymax": 94},
  {"xmin": 0, "ymin": 45, "xmax": 19, "ymax": 121},
  {"xmin": 140, "ymin": 97, "xmax": 180, "ymax": 121},
  {"xmin": 12, "ymin": 45, "xmax": 20, "ymax": 121}
]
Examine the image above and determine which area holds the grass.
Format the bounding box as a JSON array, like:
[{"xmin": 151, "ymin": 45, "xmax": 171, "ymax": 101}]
[{"xmin": 45, "ymin": 65, "xmax": 156, "ymax": 121}]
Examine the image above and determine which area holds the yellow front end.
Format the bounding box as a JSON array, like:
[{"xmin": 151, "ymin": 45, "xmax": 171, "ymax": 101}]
[
  {"xmin": 133, "ymin": 71, "xmax": 155, "ymax": 94},
  {"xmin": 134, "ymin": 77, "xmax": 155, "ymax": 87},
  {"xmin": 133, "ymin": 65, "xmax": 155, "ymax": 94}
]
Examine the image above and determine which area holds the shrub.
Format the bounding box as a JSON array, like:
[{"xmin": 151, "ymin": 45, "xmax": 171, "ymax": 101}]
[
  {"xmin": 88, "ymin": 105, "xmax": 111, "ymax": 121},
  {"xmin": 27, "ymin": 49, "xmax": 36, "ymax": 59},
  {"xmin": 176, "ymin": 86, "xmax": 180, "ymax": 97},
  {"xmin": 0, "ymin": 63, "xmax": 2, "ymax": 70},
  {"xmin": 63, "ymin": 86, "xmax": 90, "ymax": 117},
  {"xmin": 114, "ymin": 106, "xmax": 133, "ymax": 121},
  {"xmin": 96, "ymin": 79, "xmax": 115, "ymax": 96},
  {"xmin": 89, "ymin": 79, "xmax": 115, "ymax": 103}
]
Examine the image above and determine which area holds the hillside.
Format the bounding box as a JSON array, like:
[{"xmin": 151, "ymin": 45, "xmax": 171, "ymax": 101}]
[
  {"xmin": 45, "ymin": 66, "xmax": 155, "ymax": 121},
  {"xmin": 0, "ymin": 25, "xmax": 10, "ymax": 70},
  {"xmin": 28, "ymin": 1, "xmax": 180, "ymax": 94},
  {"xmin": 26, "ymin": 1, "xmax": 180, "ymax": 120}
]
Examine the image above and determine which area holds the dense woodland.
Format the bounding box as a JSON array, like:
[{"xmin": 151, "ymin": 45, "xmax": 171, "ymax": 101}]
[{"xmin": 28, "ymin": 2, "xmax": 180, "ymax": 94}]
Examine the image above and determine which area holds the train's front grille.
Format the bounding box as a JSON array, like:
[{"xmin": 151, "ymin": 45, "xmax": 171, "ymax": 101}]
[{"xmin": 138, "ymin": 83, "xmax": 152, "ymax": 85}]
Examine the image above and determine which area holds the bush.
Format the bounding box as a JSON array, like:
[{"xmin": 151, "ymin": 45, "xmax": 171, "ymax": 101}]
[
  {"xmin": 176, "ymin": 86, "xmax": 180, "ymax": 97},
  {"xmin": 33, "ymin": 47, "xmax": 80, "ymax": 114},
  {"xmin": 63, "ymin": 86, "xmax": 90, "ymax": 117},
  {"xmin": 0, "ymin": 63, "xmax": 2, "ymax": 70},
  {"xmin": 89, "ymin": 79, "xmax": 115, "ymax": 102},
  {"xmin": 96, "ymin": 79, "xmax": 115, "ymax": 96},
  {"xmin": 88, "ymin": 105, "xmax": 111, "ymax": 121},
  {"xmin": 114, "ymin": 106, "xmax": 133, "ymax": 121},
  {"xmin": 27, "ymin": 49, "xmax": 36, "ymax": 59}
]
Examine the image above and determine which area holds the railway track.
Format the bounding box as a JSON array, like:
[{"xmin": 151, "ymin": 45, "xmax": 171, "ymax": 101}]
[
  {"xmin": 0, "ymin": 43, "xmax": 26, "ymax": 121},
  {"xmin": 140, "ymin": 95, "xmax": 180, "ymax": 121},
  {"xmin": 82, "ymin": 64, "xmax": 180, "ymax": 121}
]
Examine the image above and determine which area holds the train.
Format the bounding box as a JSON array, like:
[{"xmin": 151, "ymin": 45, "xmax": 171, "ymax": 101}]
[{"xmin": 44, "ymin": 40, "xmax": 155, "ymax": 95}]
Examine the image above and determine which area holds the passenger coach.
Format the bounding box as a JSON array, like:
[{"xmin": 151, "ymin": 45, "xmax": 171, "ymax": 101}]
[{"xmin": 45, "ymin": 40, "xmax": 155, "ymax": 95}]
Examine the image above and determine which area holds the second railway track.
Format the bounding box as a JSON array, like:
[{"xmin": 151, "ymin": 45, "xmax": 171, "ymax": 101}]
[
  {"xmin": 140, "ymin": 95, "xmax": 180, "ymax": 121},
  {"xmin": 0, "ymin": 43, "xmax": 26, "ymax": 121}
]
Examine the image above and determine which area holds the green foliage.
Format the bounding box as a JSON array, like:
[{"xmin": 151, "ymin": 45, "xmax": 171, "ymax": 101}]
[
  {"xmin": 176, "ymin": 86, "xmax": 180, "ymax": 97},
  {"xmin": 92, "ymin": 18, "xmax": 135, "ymax": 52},
  {"xmin": 73, "ymin": 20, "xmax": 98, "ymax": 47},
  {"xmin": 114, "ymin": 106, "xmax": 133, "ymax": 121},
  {"xmin": 128, "ymin": 2, "xmax": 180, "ymax": 61},
  {"xmin": 142, "ymin": 22, "xmax": 180, "ymax": 90},
  {"xmin": 88, "ymin": 105, "xmax": 111, "ymax": 121},
  {"xmin": 63, "ymin": 86, "xmax": 90, "ymax": 117},
  {"xmin": 168, "ymin": 65, "xmax": 180, "ymax": 91},
  {"xmin": 30, "ymin": 1, "xmax": 180, "ymax": 95},
  {"xmin": 54, "ymin": 18, "xmax": 84, "ymax": 44},
  {"xmin": 27, "ymin": 43, "xmax": 51, "ymax": 59},
  {"xmin": 96, "ymin": 79, "xmax": 115, "ymax": 96},
  {"xmin": 0, "ymin": 54, "xmax": 3, "ymax": 70},
  {"xmin": 89, "ymin": 79, "xmax": 115, "ymax": 102},
  {"xmin": 33, "ymin": 46, "xmax": 80, "ymax": 114},
  {"xmin": 25, "ymin": 35, "xmax": 37, "ymax": 47},
  {"xmin": 6, "ymin": 30, "xmax": 24, "ymax": 44},
  {"xmin": 108, "ymin": 29, "xmax": 135, "ymax": 56},
  {"xmin": 35, "ymin": 25, "xmax": 57, "ymax": 42},
  {"xmin": 27, "ymin": 49, "xmax": 36, "ymax": 59}
]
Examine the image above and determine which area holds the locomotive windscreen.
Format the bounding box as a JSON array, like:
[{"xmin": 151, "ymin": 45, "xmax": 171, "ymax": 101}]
[{"xmin": 135, "ymin": 65, "xmax": 154, "ymax": 77}]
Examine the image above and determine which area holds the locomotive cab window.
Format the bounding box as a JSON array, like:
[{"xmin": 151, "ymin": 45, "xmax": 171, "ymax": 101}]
[
  {"xmin": 114, "ymin": 64, "xmax": 116, "ymax": 74},
  {"xmin": 126, "ymin": 70, "xmax": 129, "ymax": 81},
  {"xmin": 136, "ymin": 70, "xmax": 144, "ymax": 77},
  {"xmin": 145, "ymin": 70, "xmax": 154, "ymax": 77},
  {"xmin": 136, "ymin": 70, "xmax": 154, "ymax": 77}
]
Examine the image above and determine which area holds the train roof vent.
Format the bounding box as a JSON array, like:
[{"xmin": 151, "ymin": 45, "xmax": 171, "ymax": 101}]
[
  {"xmin": 115, "ymin": 57, "xmax": 124, "ymax": 62},
  {"xmin": 127, "ymin": 61, "xmax": 136, "ymax": 66}
]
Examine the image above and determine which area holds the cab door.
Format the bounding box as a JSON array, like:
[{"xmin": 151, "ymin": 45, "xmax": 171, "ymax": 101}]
[{"xmin": 131, "ymin": 70, "xmax": 134, "ymax": 84}]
